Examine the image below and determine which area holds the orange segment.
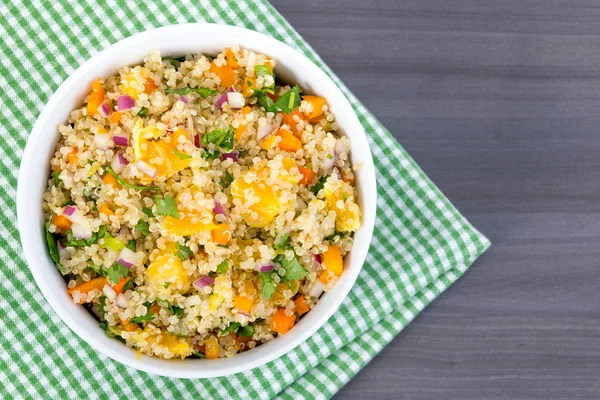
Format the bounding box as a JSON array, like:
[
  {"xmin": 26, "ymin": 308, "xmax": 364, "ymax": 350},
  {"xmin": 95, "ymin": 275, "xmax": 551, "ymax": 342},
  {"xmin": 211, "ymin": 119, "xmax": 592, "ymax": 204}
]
[
  {"xmin": 210, "ymin": 62, "xmax": 235, "ymax": 87},
  {"xmin": 225, "ymin": 48, "xmax": 239, "ymax": 68},
  {"xmin": 277, "ymin": 128, "xmax": 301, "ymax": 152},
  {"xmin": 302, "ymin": 95, "xmax": 327, "ymax": 120},
  {"xmin": 211, "ymin": 224, "xmax": 232, "ymax": 244},
  {"xmin": 233, "ymin": 296, "xmax": 253, "ymax": 312},
  {"xmin": 270, "ymin": 308, "xmax": 296, "ymax": 335},
  {"xmin": 52, "ymin": 214, "xmax": 72, "ymax": 230},
  {"xmin": 323, "ymin": 246, "xmax": 343, "ymax": 276},
  {"xmin": 144, "ymin": 77, "xmax": 158, "ymax": 94},
  {"xmin": 164, "ymin": 212, "xmax": 218, "ymax": 236}
]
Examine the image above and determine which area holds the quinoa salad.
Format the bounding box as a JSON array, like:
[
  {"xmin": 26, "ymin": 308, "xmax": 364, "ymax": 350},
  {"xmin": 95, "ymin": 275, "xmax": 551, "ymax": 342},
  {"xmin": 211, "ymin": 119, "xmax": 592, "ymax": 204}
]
[{"xmin": 42, "ymin": 47, "xmax": 361, "ymax": 360}]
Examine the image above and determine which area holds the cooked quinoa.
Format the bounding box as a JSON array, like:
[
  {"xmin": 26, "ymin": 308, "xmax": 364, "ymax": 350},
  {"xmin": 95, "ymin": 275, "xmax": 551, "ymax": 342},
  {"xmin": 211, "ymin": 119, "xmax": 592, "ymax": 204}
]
[{"xmin": 42, "ymin": 47, "xmax": 361, "ymax": 360}]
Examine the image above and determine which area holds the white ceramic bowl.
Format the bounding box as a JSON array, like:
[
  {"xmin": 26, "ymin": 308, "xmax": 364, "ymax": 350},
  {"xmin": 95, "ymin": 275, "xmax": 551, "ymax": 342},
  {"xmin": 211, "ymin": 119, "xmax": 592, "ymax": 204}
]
[{"xmin": 17, "ymin": 23, "xmax": 376, "ymax": 378}]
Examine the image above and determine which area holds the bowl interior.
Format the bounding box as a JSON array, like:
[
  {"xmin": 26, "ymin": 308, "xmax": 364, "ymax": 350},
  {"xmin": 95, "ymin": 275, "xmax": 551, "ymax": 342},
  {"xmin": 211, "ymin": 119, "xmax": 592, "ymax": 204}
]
[{"xmin": 17, "ymin": 23, "xmax": 376, "ymax": 378}]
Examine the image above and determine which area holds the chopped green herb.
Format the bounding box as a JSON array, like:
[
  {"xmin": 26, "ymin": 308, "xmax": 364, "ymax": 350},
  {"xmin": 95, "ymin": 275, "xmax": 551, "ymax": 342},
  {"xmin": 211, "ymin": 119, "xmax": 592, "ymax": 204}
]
[
  {"xmin": 193, "ymin": 351, "xmax": 206, "ymax": 359},
  {"xmin": 137, "ymin": 107, "xmax": 148, "ymax": 117},
  {"xmin": 62, "ymin": 225, "xmax": 107, "ymax": 247},
  {"xmin": 220, "ymin": 322, "xmax": 241, "ymax": 336},
  {"xmin": 220, "ymin": 171, "xmax": 233, "ymax": 188},
  {"xmin": 259, "ymin": 272, "xmax": 276, "ymax": 301},
  {"xmin": 254, "ymin": 65, "xmax": 271, "ymax": 77},
  {"xmin": 274, "ymin": 232, "xmax": 291, "ymax": 251},
  {"xmin": 88, "ymin": 261, "xmax": 107, "ymax": 276},
  {"xmin": 102, "ymin": 236, "xmax": 125, "ymax": 252},
  {"xmin": 165, "ymin": 86, "xmax": 218, "ymax": 97},
  {"xmin": 44, "ymin": 222, "xmax": 65, "ymax": 274},
  {"xmin": 126, "ymin": 240, "xmax": 136, "ymax": 251},
  {"xmin": 256, "ymin": 92, "xmax": 278, "ymax": 112},
  {"xmin": 51, "ymin": 170, "xmax": 61, "ymax": 186},
  {"xmin": 164, "ymin": 282, "xmax": 171, "ymax": 289},
  {"xmin": 324, "ymin": 230, "xmax": 345, "ymax": 243},
  {"xmin": 167, "ymin": 303, "xmax": 184, "ymax": 316},
  {"xmin": 99, "ymin": 321, "xmax": 117, "ymax": 338},
  {"xmin": 216, "ymin": 260, "xmax": 229, "ymax": 274},
  {"xmin": 274, "ymin": 253, "xmax": 309, "ymax": 282},
  {"xmin": 310, "ymin": 175, "xmax": 328, "ymax": 195},
  {"xmin": 172, "ymin": 149, "xmax": 192, "ymax": 160},
  {"xmin": 98, "ymin": 296, "xmax": 106, "ymax": 315},
  {"xmin": 175, "ymin": 243, "xmax": 192, "ymax": 261},
  {"xmin": 62, "ymin": 200, "xmax": 76, "ymax": 207},
  {"xmin": 122, "ymin": 278, "xmax": 134, "ymax": 292},
  {"xmin": 135, "ymin": 220, "xmax": 149, "ymax": 236},
  {"xmin": 142, "ymin": 207, "xmax": 153, "ymax": 218},
  {"xmin": 169, "ymin": 332, "xmax": 188, "ymax": 338},
  {"xmin": 155, "ymin": 194, "xmax": 179, "ymax": 218},
  {"xmin": 201, "ymin": 148, "xmax": 220, "ymax": 161},
  {"xmin": 105, "ymin": 165, "xmax": 160, "ymax": 191},
  {"xmin": 202, "ymin": 129, "xmax": 234, "ymax": 151},
  {"xmin": 237, "ymin": 150, "xmax": 246, "ymax": 158},
  {"xmin": 162, "ymin": 55, "xmax": 187, "ymax": 62},
  {"xmin": 326, "ymin": 153, "xmax": 333, "ymax": 160},
  {"xmin": 238, "ymin": 325, "xmax": 255, "ymax": 338},
  {"xmin": 106, "ymin": 261, "xmax": 129, "ymax": 285},
  {"xmin": 130, "ymin": 309, "xmax": 155, "ymax": 324},
  {"xmin": 275, "ymin": 85, "xmax": 302, "ymax": 114}
]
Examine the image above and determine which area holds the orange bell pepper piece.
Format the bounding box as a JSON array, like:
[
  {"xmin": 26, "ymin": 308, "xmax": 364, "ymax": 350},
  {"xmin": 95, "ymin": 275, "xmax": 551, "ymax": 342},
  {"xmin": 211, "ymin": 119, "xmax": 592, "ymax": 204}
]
[
  {"xmin": 110, "ymin": 111, "xmax": 123, "ymax": 123},
  {"xmin": 242, "ymin": 77, "xmax": 256, "ymax": 97},
  {"xmin": 144, "ymin": 77, "xmax": 158, "ymax": 94},
  {"xmin": 67, "ymin": 148, "xmax": 78, "ymax": 165},
  {"xmin": 319, "ymin": 269, "xmax": 336, "ymax": 285},
  {"xmin": 52, "ymin": 214, "xmax": 72, "ymax": 230},
  {"xmin": 298, "ymin": 166, "xmax": 317, "ymax": 185},
  {"xmin": 102, "ymin": 173, "xmax": 119, "ymax": 187},
  {"xmin": 235, "ymin": 124, "xmax": 247, "ymax": 141},
  {"xmin": 225, "ymin": 48, "xmax": 240, "ymax": 68},
  {"xmin": 294, "ymin": 295, "xmax": 310, "ymax": 316},
  {"xmin": 210, "ymin": 62, "xmax": 235, "ymax": 87},
  {"xmin": 112, "ymin": 277, "xmax": 131, "ymax": 294},
  {"xmin": 270, "ymin": 308, "xmax": 296, "ymax": 335},
  {"xmin": 99, "ymin": 204, "xmax": 115, "ymax": 217},
  {"xmin": 302, "ymin": 95, "xmax": 327, "ymax": 120},
  {"xmin": 68, "ymin": 277, "xmax": 107, "ymax": 303},
  {"xmin": 277, "ymin": 128, "xmax": 301, "ymax": 152},
  {"xmin": 281, "ymin": 109, "xmax": 303, "ymax": 135},
  {"xmin": 204, "ymin": 335, "xmax": 220, "ymax": 359},
  {"xmin": 323, "ymin": 245, "xmax": 343, "ymax": 276},
  {"xmin": 86, "ymin": 79, "xmax": 106, "ymax": 116},
  {"xmin": 233, "ymin": 296, "xmax": 253, "ymax": 312}
]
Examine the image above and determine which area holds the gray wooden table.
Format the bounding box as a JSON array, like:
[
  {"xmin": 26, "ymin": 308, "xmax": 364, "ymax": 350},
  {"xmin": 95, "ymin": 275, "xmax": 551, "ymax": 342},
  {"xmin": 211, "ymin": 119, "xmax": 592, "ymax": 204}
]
[{"xmin": 271, "ymin": 1, "xmax": 600, "ymax": 398}]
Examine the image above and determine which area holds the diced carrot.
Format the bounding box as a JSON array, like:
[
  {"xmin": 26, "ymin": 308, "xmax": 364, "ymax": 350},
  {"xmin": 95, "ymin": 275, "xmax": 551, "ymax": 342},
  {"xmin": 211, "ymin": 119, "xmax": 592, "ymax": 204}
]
[
  {"xmin": 242, "ymin": 77, "xmax": 256, "ymax": 97},
  {"xmin": 233, "ymin": 296, "xmax": 253, "ymax": 312},
  {"xmin": 241, "ymin": 106, "xmax": 251, "ymax": 115},
  {"xmin": 68, "ymin": 277, "xmax": 107, "ymax": 303},
  {"xmin": 323, "ymin": 245, "xmax": 343, "ymax": 276},
  {"xmin": 225, "ymin": 48, "xmax": 240, "ymax": 68},
  {"xmin": 210, "ymin": 62, "xmax": 235, "ymax": 87},
  {"xmin": 149, "ymin": 304, "xmax": 161, "ymax": 314},
  {"xmin": 86, "ymin": 79, "xmax": 106, "ymax": 116},
  {"xmin": 110, "ymin": 111, "xmax": 123, "ymax": 123},
  {"xmin": 270, "ymin": 308, "xmax": 296, "ymax": 335},
  {"xmin": 261, "ymin": 135, "xmax": 278, "ymax": 150},
  {"xmin": 235, "ymin": 124, "xmax": 247, "ymax": 141},
  {"xmin": 281, "ymin": 109, "xmax": 303, "ymax": 135},
  {"xmin": 204, "ymin": 335, "xmax": 220, "ymax": 359},
  {"xmin": 211, "ymin": 223, "xmax": 232, "ymax": 245},
  {"xmin": 298, "ymin": 166, "xmax": 317, "ymax": 186},
  {"xmin": 144, "ymin": 77, "xmax": 158, "ymax": 94},
  {"xmin": 52, "ymin": 214, "xmax": 72, "ymax": 230},
  {"xmin": 122, "ymin": 323, "xmax": 139, "ymax": 332},
  {"xmin": 319, "ymin": 269, "xmax": 335, "ymax": 284},
  {"xmin": 341, "ymin": 170, "xmax": 355, "ymax": 184},
  {"xmin": 99, "ymin": 203, "xmax": 115, "ymax": 217},
  {"xmin": 67, "ymin": 148, "xmax": 78, "ymax": 165},
  {"xmin": 294, "ymin": 295, "xmax": 310, "ymax": 316},
  {"xmin": 277, "ymin": 128, "xmax": 302, "ymax": 152},
  {"xmin": 302, "ymin": 95, "xmax": 327, "ymax": 120},
  {"xmin": 112, "ymin": 277, "xmax": 131, "ymax": 295},
  {"xmin": 102, "ymin": 173, "xmax": 119, "ymax": 187}
]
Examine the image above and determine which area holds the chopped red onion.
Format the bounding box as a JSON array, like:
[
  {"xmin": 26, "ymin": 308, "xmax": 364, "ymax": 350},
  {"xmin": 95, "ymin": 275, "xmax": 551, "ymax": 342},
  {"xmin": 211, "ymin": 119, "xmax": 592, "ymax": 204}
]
[
  {"xmin": 57, "ymin": 240, "xmax": 67, "ymax": 258},
  {"xmin": 134, "ymin": 160, "xmax": 157, "ymax": 178},
  {"xmin": 118, "ymin": 153, "xmax": 129, "ymax": 165},
  {"xmin": 215, "ymin": 86, "xmax": 235, "ymax": 111},
  {"xmin": 115, "ymin": 293, "xmax": 128, "ymax": 309},
  {"xmin": 94, "ymin": 133, "xmax": 112, "ymax": 151},
  {"xmin": 117, "ymin": 247, "xmax": 137, "ymax": 269},
  {"xmin": 237, "ymin": 310, "xmax": 251, "ymax": 317},
  {"xmin": 259, "ymin": 264, "xmax": 274, "ymax": 272},
  {"xmin": 308, "ymin": 281, "xmax": 325, "ymax": 298},
  {"xmin": 103, "ymin": 284, "xmax": 117, "ymax": 302},
  {"xmin": 117, "ymin": 95, "xmax": 135, "ymax": 111},
  {"xmin": 112, "ymin": 135, "xmax": 129, "ymax": 147},
  {"xmin": 111, "ymin": 154, "xmax": 126, "ymax": 174},
  {"xmin": 98, "ymin": 102, "xmax": 110, "ymax": 117},
  {"xmin": 63, "ymin": 205, "xmax": 76, "ymax": 216},
  {"xmin": 220, "ymin": 151, "xmax": 238, "ymax": 162},
  {"xmin": 227, "ymin": 92, "xmax": 245, "ymax": 109},
  {"xmin": 314, "ymin": 254, "xmax": 322, "ymax": 264},
  {"xmin": 71, "ymin": 222, "xmax": 92, "ymax": 239},
  {"xmin": 194, "ymin": 134, "xmax": 200, "ymax": 148},
  {"xmin": 257, "ymin": 123, "xmax": 276, "ymax": 140},
  {"xmin": 193, "ymin": 275, "xmax": 214, "ymax": 289},
  {"xmin": 335, "ymin": 139, "xmax": 346, "ymax": 158},
  {"xmin": 180, "ymin": 96, "xmax": 188, "ymax": 104},
  {"xmin": 213, "ymin": 201, "xmax": 227, "ymax": 216}
]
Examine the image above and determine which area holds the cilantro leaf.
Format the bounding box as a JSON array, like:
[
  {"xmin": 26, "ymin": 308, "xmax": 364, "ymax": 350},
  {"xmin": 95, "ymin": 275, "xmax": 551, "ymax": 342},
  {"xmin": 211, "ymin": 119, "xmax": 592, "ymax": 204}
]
[
  {"xmin": 142, "ymin": 207, "xmax": 153, "ymax": 218},
  {"xmin": 135, "ymin": 220, "xmax": 149, "ymax": 236},
  {"xmin": 126, "ymin": 240, "xmax": 136, "ymax": 251},
  {"xmin": 259, "ymin": 272, "xmax": 276, "ymax": 301},
  {"xmin": 256, "ymin": 92, "xmax": 278, "ymax": 113},
  {"xmin": 99, "ymin": 321, "xmax": 117, "ymax": 338},
  {"xmin": 98, "ymin": 296, "xmax": 106, "ymax": 315},
  {"xmin": 274, "ymin": 232, "xmax": 290, "ymax": 251},
  {"xmin": 310, "ymin": 175, "xmax": 328, "ymax": 195},
  {"xmin": 274, "ymin": 253, "xmax": 309, "ymax": 282},
  {"xmin": 165, "ymin": 86, "xmax": 218, "ymax": 97},
  {"xmin": 62, "ymin": 225, "xmax": 107, "ymax": 247},
  {"xmin": 201, "ymin": 148, "xmax": 220, "ymax": 161},
  {"xmin": 175, "ymin": 243, "xmax": 192, "ymax": 261},
  {"xmin": 216, "ymin": 260, "xmax": 229, "ymax": 274},
  {"xmin": 220, "ymin": 322, "xmax": 240, "ymax": 336},
  {"xmin": 62, "ymin": 200, "xmax": 76, "ymax": 207},
  {"xmin": 238, "ymin": 325, "xmax": 255, "ymax": 338},
  {"xmin": 105, "ymin": 165, "xmax": 160, "ymax": 191},
  {"xmin": 202, "ymin": 129, "xmax": 235, "ymax": 151},
  {"xmin": 137, "ymin": 107, "xmax": 148, "ymax": 117},
  {"xmin": 130, "ymin": 310, "xmax": 155, "ymax": 324},
  {"xmin": 164, "ymin": 282, "xmax": 171, "ymax": 289},
  {"xmin": 51, "ymin": 170, "xmax": 61, "ymax": 186},
  {"xmin": 107, "ymin": 262, "xmax": 129, "ymax": 285},
  {"xmin": 162, "ymin": 55, "xmax": 187, "ymax": 62},
  {"xmin": 88, "ymin": 261, "xmax": 107, "ymax": 277},
  {"xmin": 163, "ymin": 301, "xmax": 184, "ymax": 316},
  {"xmin": 155, "ymin": 194, "xmax": 179, "ymax": 218},
  {"xmin": 220, "ymin": 171, "xmax": 233, "ymax": 188},
  {"xmin": 44, "ymin": 222, "xmax": 61, "ymax": 265},
  {"xmin": 254, "ymin": 65, "xmax": 271, "ymax": 77},
  {"xmin": 193, "ymin": 351, "xmax": 206, "ymax": 359},
  {"xmin": 274, "ymin": 85, "xmax": 302, "ymax": 114},
  {"xmin": 172, "ymin": 149, "xmax": 192, "ymax": 160}
]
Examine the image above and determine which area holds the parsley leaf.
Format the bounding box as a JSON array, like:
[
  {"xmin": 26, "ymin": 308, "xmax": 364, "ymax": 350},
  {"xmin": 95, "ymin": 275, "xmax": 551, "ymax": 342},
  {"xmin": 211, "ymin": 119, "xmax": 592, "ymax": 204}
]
[
  {"xmin": 216, "ymin": 260, "xmax": 229, "ymax": 274},
  {"xmin": 107, "ymin": 262, "xmax": 129, "ymax": 285},
  {"xmin": 164, "ymin": 301, "xmax": 184, "ymax": 316},
  {"xmin": 88, "ymin": 261, "xmax": 107, "ymax": 277},
  {"xmin": 310, "ymin": 175, "xmax": 328, "ymax": 195},
  {"xmin": 98, "ymin": 296, "xmax": 106, "ymax": 315},
  {"xmin": 172, "ymin": 149, "xmax": 192, "ymax": 160},
  {"xmin": 162, "ymin": 55, "xmax": 187, "ymax": 62},
  {"xmin": 164, "ymin": 282, "xmax": 171, "ymax": 289},
  {"xmin": 155, "ymin": 194, "xmax": 179, "ymax": 218},
  {"xmin": 130, "ymin": 310, "xmax": 155, "ymax": 324},
  {"xmin": 62, "ymin": 225, "xmax": 107, "ymax": 247},
  {"xmin": 238, "ymin": 325, "xmax": 255, "ymax": 338},
  {"xmin": 175, "ymin": 243, "xmax": 192, "ymax": 261},
  {"xmin": 201, "ymin": 148, "xmax": 220, "ymax": 161},
  {"xmin": 102, "ymin": 236, "xmax": 125, "ymax": 252},
  {"xmin": 220, "ymin": 171, "xmax": 233, "ymax": 188},
  {"xmin": 105, "ymin": 165, "xmax": 160, "ymax": 191},
  {"xmin": 51, "ymin": 170, "xmax": 61, "ymax": 186},
  {"xmin": 220, "ymin": 322, "xmax": 240, "ymax": 336},
  {"xmin": 259, "ymin": 272, "xmax": 276, "ymax": 301},
  {"xmin": 99, "ymin": 321, "xmax": 117, "ymax": 338},
  {"xmin": 137, "ymin": 107, "xmax": 148, "ymax": 117},
  {"xmin": 142, "ymin": 207, "xmax": 153, "ymax": 218},
  {"xmin": 201, "ymin": 129, "xmax": 235, "ymax": 151},
  {"xmin": 274, "ymin": 253, "xmax": 309, "ymax": 282},
  {"xmin": 62, "ymin": 200, "xmax": 76, "ymax": 207},
  {"xmin": 126, "ymin": 240, "xmax": 136, "ymax": 251},
  {"xmin": 165, "ymin": 86, "xmax": 218, "ymax": 97},
  {"xmin": 274, "ymin": 85, "xmax": 302, "ymax": 114},
  {"xmin": 256, "ymin": 92, "xmax": 278, "ymax": 113},
  {"xmin": 135, "ymin": 220, "xmax": 149, "ymax": 236},
  {"xmin": 274, "ymin": 232, "xmax": 291, "ymax": 251},
  {"xmin": 44, "ymin": 222, "xmax": 65, "ymax": 274},
  {"xmin": 254, "ymin": 65, "xmax": 271, "ymax": 77},
  {"xmin": 193, "ymin": 351, "xmax": 206, "ymax": 359}
]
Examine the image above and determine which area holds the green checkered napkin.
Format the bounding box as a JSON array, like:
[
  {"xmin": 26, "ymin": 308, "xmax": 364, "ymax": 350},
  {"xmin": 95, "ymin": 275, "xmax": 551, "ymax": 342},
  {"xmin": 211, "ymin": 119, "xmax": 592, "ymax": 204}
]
[{"xmin": 0, "ymin": 1, "xmax": 490, "ymax": 398}]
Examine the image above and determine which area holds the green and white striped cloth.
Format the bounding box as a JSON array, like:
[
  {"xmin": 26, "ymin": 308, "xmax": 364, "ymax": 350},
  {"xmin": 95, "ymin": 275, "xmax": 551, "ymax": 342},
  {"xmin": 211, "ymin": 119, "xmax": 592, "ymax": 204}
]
[{"xmin": 0, "ymin": 1, "xmax": 490, "ymax": 398}]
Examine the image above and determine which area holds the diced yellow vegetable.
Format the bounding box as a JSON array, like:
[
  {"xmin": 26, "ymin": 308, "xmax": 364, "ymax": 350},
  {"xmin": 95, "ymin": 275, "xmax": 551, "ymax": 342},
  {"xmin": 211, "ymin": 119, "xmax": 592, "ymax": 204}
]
[
  {"xmin": 323, "ymin": 179, "xmax": 361, "ymax": 232},
  {"xmin": 145, "ymin": 245, "xmax": 191, "ymax": 294}
]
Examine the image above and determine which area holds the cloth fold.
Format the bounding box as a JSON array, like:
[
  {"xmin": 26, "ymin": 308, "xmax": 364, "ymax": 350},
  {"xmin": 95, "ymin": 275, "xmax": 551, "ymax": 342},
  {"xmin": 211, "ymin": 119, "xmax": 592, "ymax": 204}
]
[{"xmin": 0, "ymin": 1, "xmax": 489, "ymax": 399}]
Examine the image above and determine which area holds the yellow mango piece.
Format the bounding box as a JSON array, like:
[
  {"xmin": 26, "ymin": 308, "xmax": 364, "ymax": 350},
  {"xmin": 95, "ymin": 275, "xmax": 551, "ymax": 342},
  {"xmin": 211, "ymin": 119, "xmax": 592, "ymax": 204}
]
[
  {"xmin": 129, "ymin": 327, "xmax": 192, "ymax": 359},
  {"xmin": 164, "ymin": 212, "xmax": 219, "ymax": 236},
  {"xmin": 145, "ymin": 245, "xmax": 191, "ymax": 294},
  {"xmin": 209, "ymin": 293, "xmax": 224, "ymax": 310},
  {"xmin": 324, "ymin": 179, "xmax": 361, "ymax": 232},
  {"xmin": 230, "ymin": 173, "xmax": 282, "ymax": 228}
]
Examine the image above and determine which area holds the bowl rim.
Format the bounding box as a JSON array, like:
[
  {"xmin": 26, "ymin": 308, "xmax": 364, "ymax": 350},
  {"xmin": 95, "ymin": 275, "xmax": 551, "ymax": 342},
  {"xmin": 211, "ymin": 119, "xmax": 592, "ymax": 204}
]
[{"xmin": 17, "ymin": 22, "xmax": 377, "ymax": 378}]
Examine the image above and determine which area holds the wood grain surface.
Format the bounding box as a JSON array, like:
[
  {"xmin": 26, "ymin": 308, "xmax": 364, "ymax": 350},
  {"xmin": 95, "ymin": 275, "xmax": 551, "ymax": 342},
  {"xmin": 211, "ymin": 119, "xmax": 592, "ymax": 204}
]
[{"xmin": 270, "ymin": 1, "xmax": 600, "ymax": 398}]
